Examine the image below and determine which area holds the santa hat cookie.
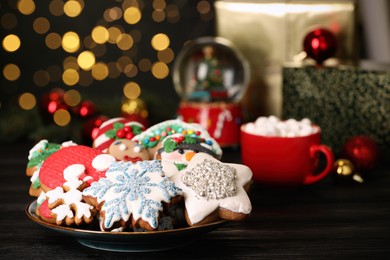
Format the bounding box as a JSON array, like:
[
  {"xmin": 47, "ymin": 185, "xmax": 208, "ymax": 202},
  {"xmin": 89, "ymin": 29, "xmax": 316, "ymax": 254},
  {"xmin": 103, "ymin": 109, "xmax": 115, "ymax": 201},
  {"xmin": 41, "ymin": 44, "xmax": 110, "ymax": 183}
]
[{"xmin": 92, "ymin": 117, "xmax": 145, "ymax": 152}]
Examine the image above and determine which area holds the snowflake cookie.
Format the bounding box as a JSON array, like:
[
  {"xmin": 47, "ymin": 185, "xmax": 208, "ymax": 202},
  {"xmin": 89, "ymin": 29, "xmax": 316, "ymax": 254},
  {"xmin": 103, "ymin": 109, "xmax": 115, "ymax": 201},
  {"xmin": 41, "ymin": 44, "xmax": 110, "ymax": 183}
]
[
  {"xmin": 82, "ymin": 160, "xmax": 183, "ymax": 231},
  {"xmin": 170, "ymin": 153, "xmax": 253, "ymax": 226},
  {"xmin": 36, "ymin": 187, "xmax": 96, "ymax": 226}
]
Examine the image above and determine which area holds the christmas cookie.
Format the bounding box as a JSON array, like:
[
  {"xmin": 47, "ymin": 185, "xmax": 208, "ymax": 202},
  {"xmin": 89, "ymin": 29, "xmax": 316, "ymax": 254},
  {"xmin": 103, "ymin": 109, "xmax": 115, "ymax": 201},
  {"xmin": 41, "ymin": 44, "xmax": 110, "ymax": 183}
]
[
  {"xmin": 92, "ymin": 117, "xmax": 145, "ymax": 153},
  {"xmin": 107, "ymin": 138, "xmax": 150, "ymax": 162},
  {"xmin": 132, "ymin": 119, "xmax": 221, "ymax": 159},
  {"xmin": 82, "ymin": 160, "xmax": 183, "ymax": 231},
  {"xmin": 27, "ymin": 140, "xmax": 77, "ymax": 196},
  {"xmin": 36, "ymin": 187, "xmax": 96, "ymax": 226},
  {"xmin": 159, "ymin": 133, "xmax": 222, "ymax": 176},
  {"xmin": 38, "ymin": 145, "xmax": 115, "ymax": 192},
  {"xmin": 170, "ymin": 153, "xmax": 252, "ymax": 226}
]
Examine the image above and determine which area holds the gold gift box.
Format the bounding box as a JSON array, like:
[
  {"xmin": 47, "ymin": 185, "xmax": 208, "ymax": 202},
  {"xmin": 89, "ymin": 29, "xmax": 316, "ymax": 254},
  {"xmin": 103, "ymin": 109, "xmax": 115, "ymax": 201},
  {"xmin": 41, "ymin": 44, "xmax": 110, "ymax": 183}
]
[{"xmin": 215, "ymin": 0, "xmax": 358, "ymax": 119}]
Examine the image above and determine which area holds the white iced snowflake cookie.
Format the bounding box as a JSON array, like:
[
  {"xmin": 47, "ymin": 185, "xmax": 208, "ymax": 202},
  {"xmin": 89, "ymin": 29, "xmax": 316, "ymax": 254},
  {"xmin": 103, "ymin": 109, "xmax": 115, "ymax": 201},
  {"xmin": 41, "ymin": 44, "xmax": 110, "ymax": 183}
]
[
  {"xmin": 82, "ymin": 160, "xmax": 183, "ymax": 231},
  {"xmin": 170, "ymin": 153, "xmax": 252, "ymax": 226}
]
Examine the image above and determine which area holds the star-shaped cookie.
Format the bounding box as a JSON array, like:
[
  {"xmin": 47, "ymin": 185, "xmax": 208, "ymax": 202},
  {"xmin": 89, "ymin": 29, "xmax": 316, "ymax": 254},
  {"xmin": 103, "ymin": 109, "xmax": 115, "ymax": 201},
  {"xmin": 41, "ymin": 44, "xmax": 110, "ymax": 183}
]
[{"xmin": 170, "ymin": 153, "xmax": 252, "ymax": 226}]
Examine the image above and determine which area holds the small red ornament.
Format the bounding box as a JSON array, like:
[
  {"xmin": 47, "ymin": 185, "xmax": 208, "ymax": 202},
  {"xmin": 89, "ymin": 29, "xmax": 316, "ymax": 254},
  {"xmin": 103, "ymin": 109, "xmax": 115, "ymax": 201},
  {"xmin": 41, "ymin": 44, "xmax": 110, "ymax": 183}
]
[
  {"xmin": 40, "ymin": 89, "xmax": 68, "ymax": 121},
  {"xmin": 303, "ymin": 28, "xmax": 337, "ymax": 64},
  {"xmin": 341, "ymin": 135, "xmax": 380, "ymax": 172},
  {"xmin": 74, "ymin": 100, "xmax": 97, "ymax": 118}
]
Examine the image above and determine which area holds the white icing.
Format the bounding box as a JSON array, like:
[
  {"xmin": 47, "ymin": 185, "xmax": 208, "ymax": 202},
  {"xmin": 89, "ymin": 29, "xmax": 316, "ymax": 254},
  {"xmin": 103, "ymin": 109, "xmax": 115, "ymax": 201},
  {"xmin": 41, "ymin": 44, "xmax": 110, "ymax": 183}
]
[
  {"xmin": 61, "ymin": 140, "xmax": 77, "ymax": 147},
  {"xmin": 82, "ymin": 176, "xmax": 93, "ymax": 182},
  {"xmin": 92, "ymin": 154, "xmax": 116, "ymax": 171},
  {"xmin": 37, "ymin": 191, "xmax": 46, "ymax": 206},
  {"xmin": 170, "ymin": 153, "xmax": 252, "ymax": 225},
  {"xmin": 45, "ymin": 187, "xmax": 93, "ymax": 223},
  {"xmin": 28, "ymin": 140, "xmax": 48, "ymax": 160},
  {"xmin": 30, "ymin": 168, "xmax": 40, "ymax": 184},
  {"xmin": 63, "ymin": 164, "xmax": 85, "ymax": 190}
]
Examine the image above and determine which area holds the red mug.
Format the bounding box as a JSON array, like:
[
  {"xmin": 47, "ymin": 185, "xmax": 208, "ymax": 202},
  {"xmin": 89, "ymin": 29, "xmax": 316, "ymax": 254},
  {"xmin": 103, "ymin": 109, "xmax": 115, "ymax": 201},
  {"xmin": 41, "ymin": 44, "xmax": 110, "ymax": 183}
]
[{"xmin": 240, "ymin": 124, "xmax": 334, "ymax": 187}]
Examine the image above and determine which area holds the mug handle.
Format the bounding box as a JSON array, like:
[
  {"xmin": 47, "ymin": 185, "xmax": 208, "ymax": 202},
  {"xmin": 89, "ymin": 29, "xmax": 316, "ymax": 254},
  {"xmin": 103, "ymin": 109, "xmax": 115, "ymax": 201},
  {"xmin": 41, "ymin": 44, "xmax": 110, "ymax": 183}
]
[{"xmin": 303, "ymin": 144, "xmax": 334, "ymax": 185}]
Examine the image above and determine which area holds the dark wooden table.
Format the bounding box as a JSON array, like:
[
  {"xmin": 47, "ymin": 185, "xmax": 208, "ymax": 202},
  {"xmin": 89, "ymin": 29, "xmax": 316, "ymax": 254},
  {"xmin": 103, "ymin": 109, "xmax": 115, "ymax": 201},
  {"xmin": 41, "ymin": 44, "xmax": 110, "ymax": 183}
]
[{"xmin": 1, "ymin": 142, "xmax": 389, "ymax": 259}]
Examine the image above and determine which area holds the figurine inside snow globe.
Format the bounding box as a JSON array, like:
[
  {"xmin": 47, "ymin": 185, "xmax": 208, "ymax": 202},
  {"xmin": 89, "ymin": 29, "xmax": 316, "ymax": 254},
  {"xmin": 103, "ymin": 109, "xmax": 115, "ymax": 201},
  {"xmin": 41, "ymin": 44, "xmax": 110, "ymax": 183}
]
[{"xmin": 173, "ymin": 37, "xmax": 249, "ymax": 147}]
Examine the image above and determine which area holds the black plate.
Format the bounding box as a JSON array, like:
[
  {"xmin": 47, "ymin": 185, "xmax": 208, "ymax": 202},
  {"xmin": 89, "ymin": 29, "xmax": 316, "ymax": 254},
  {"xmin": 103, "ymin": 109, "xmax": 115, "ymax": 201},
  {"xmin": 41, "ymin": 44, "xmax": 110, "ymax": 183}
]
[{"xmin": 26, "ymin": 200, "xmax": 228, "ymax": 252}]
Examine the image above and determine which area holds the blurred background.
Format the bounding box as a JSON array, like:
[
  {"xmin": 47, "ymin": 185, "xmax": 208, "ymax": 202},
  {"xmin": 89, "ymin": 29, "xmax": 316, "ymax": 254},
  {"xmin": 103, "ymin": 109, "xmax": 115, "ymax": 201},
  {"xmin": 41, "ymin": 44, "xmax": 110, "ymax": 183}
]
[{"xmin": 0, "ymin": 0, "xmax": 389, "ymax": 146}]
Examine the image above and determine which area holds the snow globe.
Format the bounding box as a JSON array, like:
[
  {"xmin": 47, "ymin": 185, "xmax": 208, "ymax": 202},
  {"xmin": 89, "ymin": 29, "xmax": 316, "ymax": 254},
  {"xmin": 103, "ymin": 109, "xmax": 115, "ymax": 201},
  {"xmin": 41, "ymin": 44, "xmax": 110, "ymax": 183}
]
[{"xmin": 173, "ymin": 37, "xmax": 250, "ymax": 147}]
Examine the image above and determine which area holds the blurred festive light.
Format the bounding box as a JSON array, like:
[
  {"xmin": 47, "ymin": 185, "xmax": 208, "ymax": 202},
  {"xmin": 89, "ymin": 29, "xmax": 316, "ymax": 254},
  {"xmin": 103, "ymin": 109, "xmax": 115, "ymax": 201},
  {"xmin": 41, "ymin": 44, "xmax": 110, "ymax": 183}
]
[
  {"xmin": 123, "ymin": 81, "xmax": 141, "ymax": 99},
  {"xmin": 117, "ymin": 56, "xmax": 132, "ymax": 71},
  {"xmin": 90, "ymin": 43, "xmax": 107, "ymax": 57},
  {"xmin": 19, "ymin": 92, "xmax": 37, "ymax": 110},
  {"xmin": 117, "ymin": 33, "xmax": 133, "ymax": 50},
  {"xmin": 151, "ymin": 33, "xmax": 169, "ymax": 51},
  {"xmin": 64, "ymin": 0, "xmax": 83, "ymax": 17},
  {"xmin": 33, "ymin": 70, "xmax": 50, "ymax": 87},
  {"xmin": 157, "ymin": 48, "xmax": 174, "ymax": 63},
  {"xmin": 123, "ymin": 7, "xmax": 142, "ymax": 24},
  {"xmin": 2, "ymin": 34, "xmax": 21, "ymax": 52},
  {"xmin": 153, "ymin": 0, "xmax": 166, "ymax": 10},
  {"xmin": 64, "ymin": 89, "xmax": 81, "ymax": 107},
  {"xmin": 197, "ymin": 1, "xmax": 211, "ymax": 14},
  {"xmin": 62, "ymin": 31, "xmax": 80, "ymax": 53},
  {"xmin": 138, "ymin": 58, "xmax": 151, "ymax": 72},
  {"xmin": 3, "ymin": 64, "xmax": 21, "ymax": 81},
  {"xmin": 53, "ymin": 109, "xmax": 71, "ymax": 126},
  {"xmin": 17, "ymin": 0, "xmax": 36, "ymax": 15},
  {"xmin": 107, "ymin": 61, "xmax": 121, "ymax": 79},
  {"xmin": 63, "ymin": 56, "xmax": 79, "ymax": 70},
  {"xmin": 77, "ymin": 51, "xmax": 96, "ymax": 70},
  {"xmin": 108, "ymin": 26, "xmax": 123, "ymax": 44},
  {"xmin": 62, "ymin": 68, "xmax": 79, "ymax": 86},
  {"xmin": 151, "ymin": 61, "xmax": 169, "ymax": 79},
  {"xmin": 166, "ymin": 4, "xmax": 180, "ymax": 23},
  {"xmin": 1, "ymin": 13, "xmax": 18, "ymax": 30},
  {"xmin": 123, "ymin": 64, "xmax": 138, "ymax": 77},
  {"xmin": 104, "ymin": 7, "xmax": 122, "ymax": 22},
  {"xmin": 45, "ymin": 32, "xmax": 62, "ymax": 49},
  {"xmin": 130, "ymin": 29, "xmax": 141, "ymax": 42},
  {"xmin": 91, "ymin": 25, "xmax": 109, "ymax": 44},
  {"xmin": 91, "ymin": 62, "xmax": 109, "ymax": 80},
  {"xmin": 33, "ymin": 17, "xmax": 50, "ymax": 34},
  {"xmin": 152, "ymin": 10, "xmax": 165, "ymax": 22},
  {"xmin": 49, "ymin": 0, "xmax": 64, "ymax": 16}
]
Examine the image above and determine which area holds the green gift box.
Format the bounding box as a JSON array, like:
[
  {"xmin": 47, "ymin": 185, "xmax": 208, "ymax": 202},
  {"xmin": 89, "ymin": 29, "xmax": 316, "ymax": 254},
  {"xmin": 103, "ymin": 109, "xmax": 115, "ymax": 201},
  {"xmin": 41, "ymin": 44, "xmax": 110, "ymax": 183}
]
[{"xmin": 282, "ymin": 62, "xmax": 390, "ymax": 158}]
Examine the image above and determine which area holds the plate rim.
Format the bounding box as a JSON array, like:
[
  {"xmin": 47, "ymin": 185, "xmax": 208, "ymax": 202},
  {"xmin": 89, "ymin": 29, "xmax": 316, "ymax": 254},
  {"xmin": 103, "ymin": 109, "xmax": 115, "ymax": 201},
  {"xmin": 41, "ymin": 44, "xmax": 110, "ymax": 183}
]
[{"xmin": 25, "ymin": 200, "xmax": 228, "ymax": 236}]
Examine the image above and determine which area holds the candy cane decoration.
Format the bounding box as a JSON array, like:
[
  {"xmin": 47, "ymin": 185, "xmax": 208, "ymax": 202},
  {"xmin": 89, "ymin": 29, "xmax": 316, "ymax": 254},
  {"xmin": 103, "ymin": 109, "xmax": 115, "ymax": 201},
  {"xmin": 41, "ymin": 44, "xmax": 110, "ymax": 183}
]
[{"xmin": 213, "ymin": 109, "xmax": 232, "ymax": 138}]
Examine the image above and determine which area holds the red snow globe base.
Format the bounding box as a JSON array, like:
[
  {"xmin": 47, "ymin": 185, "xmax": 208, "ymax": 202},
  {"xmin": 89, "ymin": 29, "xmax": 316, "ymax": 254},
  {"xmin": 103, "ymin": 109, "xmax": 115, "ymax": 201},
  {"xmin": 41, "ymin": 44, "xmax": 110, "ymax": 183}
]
[
  {"xmin": 173, "ymin": 37, "xmax": 249, "ymax": 147},
  {"xmin": 177, "ymin": 101, "xmax": 242, "ymax": 147}
]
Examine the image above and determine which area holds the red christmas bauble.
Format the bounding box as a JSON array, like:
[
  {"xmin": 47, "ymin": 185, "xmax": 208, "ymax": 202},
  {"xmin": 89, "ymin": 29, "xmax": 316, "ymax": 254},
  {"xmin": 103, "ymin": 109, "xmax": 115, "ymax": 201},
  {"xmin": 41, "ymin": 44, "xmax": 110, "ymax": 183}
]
[
  {"xmin": 303, "ymin": 28, "xmax": 337, "ymax": 64},
  {"xmin": 40, "ymin": 89, "xmax": 68, "ymax": 121},
  {"xmin": 74, "ymin": 100, "xmax": 97, "ymax": 118},
  {"xmin": 341, "ymin": 135, "xmax": 380, "ymax": 172}
]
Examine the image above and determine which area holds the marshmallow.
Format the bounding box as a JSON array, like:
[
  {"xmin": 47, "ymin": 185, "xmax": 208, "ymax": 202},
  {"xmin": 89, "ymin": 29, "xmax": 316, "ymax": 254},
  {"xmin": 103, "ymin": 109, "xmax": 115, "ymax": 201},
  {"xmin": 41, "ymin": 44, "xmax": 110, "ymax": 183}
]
[{"xmin": 244, "ymin": 116, "xmax": 318, "ymax": 137}]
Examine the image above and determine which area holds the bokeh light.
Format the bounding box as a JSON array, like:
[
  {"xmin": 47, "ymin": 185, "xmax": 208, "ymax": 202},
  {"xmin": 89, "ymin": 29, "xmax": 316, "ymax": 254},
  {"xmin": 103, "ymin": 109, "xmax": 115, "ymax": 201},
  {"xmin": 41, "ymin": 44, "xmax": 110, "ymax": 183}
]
[
  {"xmin": 91, "ymin": 62, "xmax": 109, "ymax": 81},
  {"xmin": 123, "ymin": 81, "xmax": 141, "ymax": 99},
  {"xmin": 53, "ymin": 109, "xmax": 71, "ymax": 126},
  {"xmin": 49, "ymin": 0, "xmax": 64, "ymax": 16},
  {"xmin": 151, "ymin": 61, "xmax": 169, "ymax": 79},
  {"xmin": 62, "ymin": 31, "xmax": 80, "ymax": 53},
  {"xmin": 45, "ymin": 32, "xmax": 62, "ymax": 49},
  {"xmin": 62, "ymin": 68, "xmax": 80, "ymax": 86},
  {"xmin": 77, "ymin": 51, "xmax": 96, "ymax": 71},
  {"xmin": 91, "ymin": 25, "xmax": 109, "ymax": 44},
  {"xmin": 33, "ymin": 70, "xmax": 50, "ymax": 87},
  {"xmin": 1, "ymin": 13, "xmax": 18, "ymax": 30},
  {"xmin": 151, "ymin": 33, "xmax": 169, "ymax": 51},
  {"xmin": 18, "ymin": 92, "xmax": 37, "ymax": 110},
  {"xmin": 64, "ymin": 89, "xmax": 81, "ymax": 107},
  {"xmin": 3, "ymin": 64, "xmax": 21, "ymax": 81},
  {"xmin": 2, "ymin": 34, "xmax": 21, "ymax": 52},
  {"xmin": 64, "ymin": 0, "xmax": 83, "ymax": 18},
  {"xmin": 17, "ymin": 0, "xmax": 36, "ymax": 15},
  {"xmin": 123, "ymin": 7, "xmax": 142, "ymax": 25}
]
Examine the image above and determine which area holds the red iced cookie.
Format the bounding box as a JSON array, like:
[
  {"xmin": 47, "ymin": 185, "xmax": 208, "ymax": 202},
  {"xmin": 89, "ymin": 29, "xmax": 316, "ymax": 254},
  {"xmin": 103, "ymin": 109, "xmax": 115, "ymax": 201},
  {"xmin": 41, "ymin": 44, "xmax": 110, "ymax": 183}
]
[{"xmin": 39, "ymin": 145, "xmax": 111, "ymax": 191}]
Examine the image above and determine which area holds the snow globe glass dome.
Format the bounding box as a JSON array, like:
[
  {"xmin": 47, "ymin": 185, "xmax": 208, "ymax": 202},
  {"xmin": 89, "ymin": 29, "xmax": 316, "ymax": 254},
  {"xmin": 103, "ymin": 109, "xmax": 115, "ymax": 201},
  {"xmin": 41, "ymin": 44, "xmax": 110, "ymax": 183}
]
[
  {"xmin": 173, "ymin": 37, "xmax": 250, "ymax": 147},
  {"xmin": 173, "ymin": 37, "xmax": 249, "ymax": 103}
]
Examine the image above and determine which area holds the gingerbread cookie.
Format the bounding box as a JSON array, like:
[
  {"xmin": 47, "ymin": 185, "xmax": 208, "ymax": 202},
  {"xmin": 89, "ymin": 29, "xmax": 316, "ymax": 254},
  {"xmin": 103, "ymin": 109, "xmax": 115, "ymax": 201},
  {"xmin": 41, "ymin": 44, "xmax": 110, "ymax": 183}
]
[
  {"xmin": 38, "ymin": 145, "xmax": 115, "ymax": 192},
  {"xmin": 132, "ymin": 119, "xmax": 221, "ymax": 159},
  {"xmin": 93, "ymin": 117, "xmax": 145, "ymax": 153},
  {"xmin": 36, "ymin": 187, "xmax": 96, "ymax": 226},
  {"xmin": 159, "ymin": 133, "xmax": 222, "ymax": 176},
  {"xmin": 107, "ymin": 139, "xmax": 150, "ymax": 162},
  {"xmin": 82, "ymin": 160, "xmax": 183, "ymax": 231},
  {"xmin": 27, "ymin": 140, "xmax": 77, "ymax": 197},
  {"xmin": 170, "ymin": 153, "xmax": 252, "ymax": 226}
]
